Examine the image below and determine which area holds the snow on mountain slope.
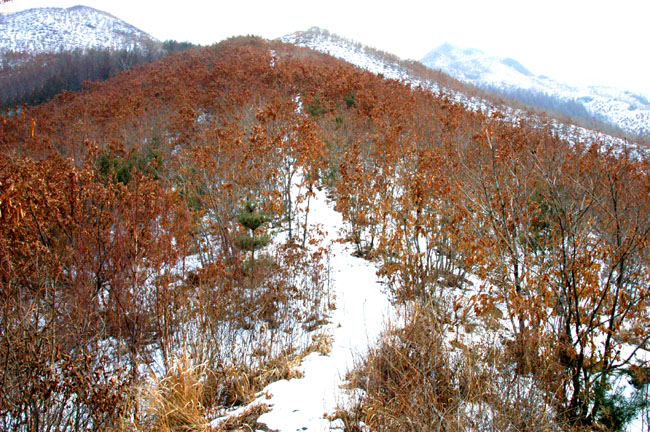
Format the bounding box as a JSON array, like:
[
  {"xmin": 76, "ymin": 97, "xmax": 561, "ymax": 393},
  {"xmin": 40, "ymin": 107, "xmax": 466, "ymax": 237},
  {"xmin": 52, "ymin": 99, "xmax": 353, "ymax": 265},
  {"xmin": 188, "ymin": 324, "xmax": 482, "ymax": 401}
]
[
  {"xmin": 422, "ymin": 43, "xmax": 650, "ymax": 138},
  {"xmin": 0, "ymin": 5, "xmax": 158, "ymax": 55},
  {"xmin": 281, "ymin": 27, "xmax": 414, "ymax": 84},
  {"xmin": 281, "ymin": 28, "xmax": 647, "ymax": 159}
]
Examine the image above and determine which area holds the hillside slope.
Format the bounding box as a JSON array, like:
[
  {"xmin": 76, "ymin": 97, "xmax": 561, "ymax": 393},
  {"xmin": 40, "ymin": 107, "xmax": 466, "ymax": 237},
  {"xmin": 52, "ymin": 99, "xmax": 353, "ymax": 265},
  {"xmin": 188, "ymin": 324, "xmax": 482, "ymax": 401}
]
[
  {"xmin": 422, "ymin": 43, "xmax": 650, "ymax": 139},
  {"xmin": 0, "ymin": 5, "xmax": 158, "ymax": 55},
  {"xmin": 283, "ymin": 28, "xmax": 648, "ymax": 148}
]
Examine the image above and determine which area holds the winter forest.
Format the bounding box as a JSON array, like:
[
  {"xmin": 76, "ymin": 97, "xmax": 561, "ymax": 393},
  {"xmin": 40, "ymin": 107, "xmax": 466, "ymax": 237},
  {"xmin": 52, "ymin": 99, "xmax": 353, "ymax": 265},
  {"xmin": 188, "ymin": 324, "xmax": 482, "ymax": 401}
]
[{"xmin": 1, "ymin": 36, "xmax": 650, "ymax": 431}]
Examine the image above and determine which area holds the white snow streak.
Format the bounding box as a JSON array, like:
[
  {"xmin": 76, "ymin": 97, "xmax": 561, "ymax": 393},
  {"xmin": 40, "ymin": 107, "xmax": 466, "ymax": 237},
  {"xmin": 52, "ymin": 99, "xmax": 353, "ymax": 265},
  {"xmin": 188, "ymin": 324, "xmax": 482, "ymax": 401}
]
[
  {"xmin": 209, "ymin": 188, "xmax": 394, "ymax": 432},
  {"xmin": 256, "ymin": 189, "xmax": 393, "ymax": 431}
]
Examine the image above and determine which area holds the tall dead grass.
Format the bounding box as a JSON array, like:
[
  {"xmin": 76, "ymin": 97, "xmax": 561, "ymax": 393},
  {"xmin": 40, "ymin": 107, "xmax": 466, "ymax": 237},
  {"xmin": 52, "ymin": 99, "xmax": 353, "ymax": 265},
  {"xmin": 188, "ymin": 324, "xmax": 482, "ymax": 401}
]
[
  {"xmin": 134, "ymin": 356, "xmax": 211, "ymax": 432},
  {"xmin": 118, "ymin": 332, "xmax": 329, "ymax": 432},
  {"xmin": 335, "ymin": 305, "xmax": 562, "ymax": 431}
]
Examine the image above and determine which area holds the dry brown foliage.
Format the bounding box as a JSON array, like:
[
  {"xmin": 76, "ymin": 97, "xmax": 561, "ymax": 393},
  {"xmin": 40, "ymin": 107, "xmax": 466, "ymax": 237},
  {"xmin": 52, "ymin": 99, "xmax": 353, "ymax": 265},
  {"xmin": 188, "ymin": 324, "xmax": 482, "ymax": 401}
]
[
  {"xmin": 338, "ymin": 307, "xmax": 562, "ymax": 431},
  {"xmin": 1, "ymin": 33, "xmax": 648, "ymax": 431},
  {"xmin": 1, "ymin": 38, "xmax": 336, "ymax": 431}
]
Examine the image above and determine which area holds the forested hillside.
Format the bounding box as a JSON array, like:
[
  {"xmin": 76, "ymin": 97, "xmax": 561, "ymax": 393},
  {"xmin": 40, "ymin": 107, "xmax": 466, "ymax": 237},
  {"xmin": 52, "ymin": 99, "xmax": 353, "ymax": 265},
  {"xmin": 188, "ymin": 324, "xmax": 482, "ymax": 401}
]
[
  {"xmin": 284, "ymin": 27, "xmax": 650, "ymax": 147},
  {"xmin": 0, "ymin": 41, "xmax": 195, "ymax": 109},
  {"xmin": 1, "ymin": 36, "xmax": 649, "ymax": 431}
]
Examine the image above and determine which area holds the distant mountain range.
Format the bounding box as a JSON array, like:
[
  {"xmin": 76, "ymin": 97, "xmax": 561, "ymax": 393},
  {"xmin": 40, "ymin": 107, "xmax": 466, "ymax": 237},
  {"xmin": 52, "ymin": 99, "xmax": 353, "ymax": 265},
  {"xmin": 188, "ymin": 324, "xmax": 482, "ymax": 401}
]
[
  {"xmin": 422, "ymin": 43, "xmax": 650, "ymax": 139},
  {"xmin": 0, "ymin": 5, "xmax": 158, "ymax": 55}
]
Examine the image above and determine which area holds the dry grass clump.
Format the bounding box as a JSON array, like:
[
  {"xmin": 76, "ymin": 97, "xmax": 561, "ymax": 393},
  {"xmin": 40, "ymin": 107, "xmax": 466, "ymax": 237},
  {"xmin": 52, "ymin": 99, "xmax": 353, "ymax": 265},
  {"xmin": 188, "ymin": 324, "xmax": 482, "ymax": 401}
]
[
  {"xmin": 217, "ymin": 404, "xmax": 271, "ymax": 432},
  {"xmin": 340, "ymin": 311, "xmax": 480, "ymax": 431},
  {"xmin": 118, "ymin": 348, "xmax": 302, "ymax": 432},
  {"xmin": 118, "ymin": 356, "xmax": 211, "ymax": 432},
  {"xmin": 335, "ymin": 307, "xmax": 560, "ymax": 432},
  {"xmin": 113, "ymin": 337, "xmax": 316, "ymax": 432},
  {"xmin": 307, "ymin": 332, "xmax": 333, "ymax": 356}
]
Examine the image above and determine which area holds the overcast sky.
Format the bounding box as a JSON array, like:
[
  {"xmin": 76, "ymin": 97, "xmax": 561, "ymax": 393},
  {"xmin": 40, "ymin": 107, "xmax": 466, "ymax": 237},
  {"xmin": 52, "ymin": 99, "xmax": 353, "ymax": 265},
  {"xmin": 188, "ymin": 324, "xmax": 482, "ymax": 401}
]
[{"xmin": 2, "ymin": 0, "xmax": 649, "ymax": 97}]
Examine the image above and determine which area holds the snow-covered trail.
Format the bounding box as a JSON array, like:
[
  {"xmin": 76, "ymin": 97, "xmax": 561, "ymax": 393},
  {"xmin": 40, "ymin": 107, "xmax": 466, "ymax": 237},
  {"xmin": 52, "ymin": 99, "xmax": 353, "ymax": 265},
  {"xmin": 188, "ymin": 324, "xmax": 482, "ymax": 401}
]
[{"xmin": 254, "ymin": 190, "xmax": 394, "ymax": 431}]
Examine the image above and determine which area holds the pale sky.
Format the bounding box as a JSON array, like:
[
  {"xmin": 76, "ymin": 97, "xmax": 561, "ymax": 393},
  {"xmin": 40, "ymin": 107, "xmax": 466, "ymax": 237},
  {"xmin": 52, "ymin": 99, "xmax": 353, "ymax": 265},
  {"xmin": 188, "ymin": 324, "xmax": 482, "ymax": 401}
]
[{"xmin": 2, "ymin": 0, "xmax": 649, "ymax": 97}]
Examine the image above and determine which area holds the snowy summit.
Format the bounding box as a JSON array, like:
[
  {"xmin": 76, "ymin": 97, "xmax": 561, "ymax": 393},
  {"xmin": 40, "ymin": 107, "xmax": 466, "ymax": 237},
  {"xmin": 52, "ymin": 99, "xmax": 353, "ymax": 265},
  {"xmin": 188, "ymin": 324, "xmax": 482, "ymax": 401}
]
[
  {"xmin": 0, "ymin": 5, "xmax": 158, "ymax": 55},
  {"xmin": 422, "ymin": 43, "xmax": 650, "ymax": 138}
]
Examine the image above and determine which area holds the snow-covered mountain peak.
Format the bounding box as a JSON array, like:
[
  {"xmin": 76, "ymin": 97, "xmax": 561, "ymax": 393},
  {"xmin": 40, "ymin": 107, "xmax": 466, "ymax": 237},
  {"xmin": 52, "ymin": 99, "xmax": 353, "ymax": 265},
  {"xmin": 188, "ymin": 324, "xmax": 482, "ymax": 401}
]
[
  {"xmin": 423, "ymin": 43, "xmax": 544, "ymax": 89},
  {"xmin": 0, "ymin": 5, "xmax": 158, "ymax": 55},
  {"xmin": 433, "ymin": 42, "xmax": 483, "ymax": 59},
  {"xmin": 421, "ymin": 42, "xmax": 650, "ymax": 138}
]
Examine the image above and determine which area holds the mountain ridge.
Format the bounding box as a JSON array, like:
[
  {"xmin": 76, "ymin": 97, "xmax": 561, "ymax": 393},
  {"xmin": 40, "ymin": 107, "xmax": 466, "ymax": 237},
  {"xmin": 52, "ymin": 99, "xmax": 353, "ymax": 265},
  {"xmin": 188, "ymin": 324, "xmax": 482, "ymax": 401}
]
[
  {"xmin": 0, "ymin": 5, "xmax": 158, "ymax": 55},
  {"xmin": 421, "ymin": 42, "xmax": 650, "ymax": 138},
  {"xmin": 280, "ymin": 27, "xmax": 647, "ymax": 158}
]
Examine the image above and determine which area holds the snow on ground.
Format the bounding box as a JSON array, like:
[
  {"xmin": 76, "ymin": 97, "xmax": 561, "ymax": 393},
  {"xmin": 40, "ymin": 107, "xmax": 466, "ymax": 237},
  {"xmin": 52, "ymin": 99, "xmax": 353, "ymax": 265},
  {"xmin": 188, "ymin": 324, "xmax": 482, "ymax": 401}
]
[
  {"xmin": 256, "ymin": 189, "xmax": 394, "ymax": 431},
  {"xmin": 212, "ymin": 188, "xmax": 395, "ymax": 431},
  {"xmin": 281, "ymin": 29, "xmax": 410, "ymax": 84}
]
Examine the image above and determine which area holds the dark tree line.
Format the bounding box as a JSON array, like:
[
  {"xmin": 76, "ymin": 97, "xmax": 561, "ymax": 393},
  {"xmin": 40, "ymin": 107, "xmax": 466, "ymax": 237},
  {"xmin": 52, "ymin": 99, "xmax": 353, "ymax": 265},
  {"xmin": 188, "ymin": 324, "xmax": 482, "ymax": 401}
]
[{"xmin": 0, "ymin": 41, "xmax": 195, "ymax": 109}]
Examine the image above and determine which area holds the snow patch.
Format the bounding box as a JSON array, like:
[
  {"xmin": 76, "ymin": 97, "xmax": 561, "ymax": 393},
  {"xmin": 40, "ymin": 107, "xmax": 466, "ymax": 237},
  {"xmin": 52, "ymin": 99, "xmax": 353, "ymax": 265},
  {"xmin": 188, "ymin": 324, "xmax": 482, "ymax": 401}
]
[{"xmin": 211, "ymin": 188, "xmax": 396, "ymax": 431}]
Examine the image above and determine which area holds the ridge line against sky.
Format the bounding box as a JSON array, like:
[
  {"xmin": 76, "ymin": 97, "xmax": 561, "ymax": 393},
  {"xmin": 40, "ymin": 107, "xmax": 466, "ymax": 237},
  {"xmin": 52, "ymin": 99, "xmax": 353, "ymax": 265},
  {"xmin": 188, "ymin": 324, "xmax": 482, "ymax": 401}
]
[{"xmin": 2, "ymin": 0, "xmax": 649, "ymax": 97}]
